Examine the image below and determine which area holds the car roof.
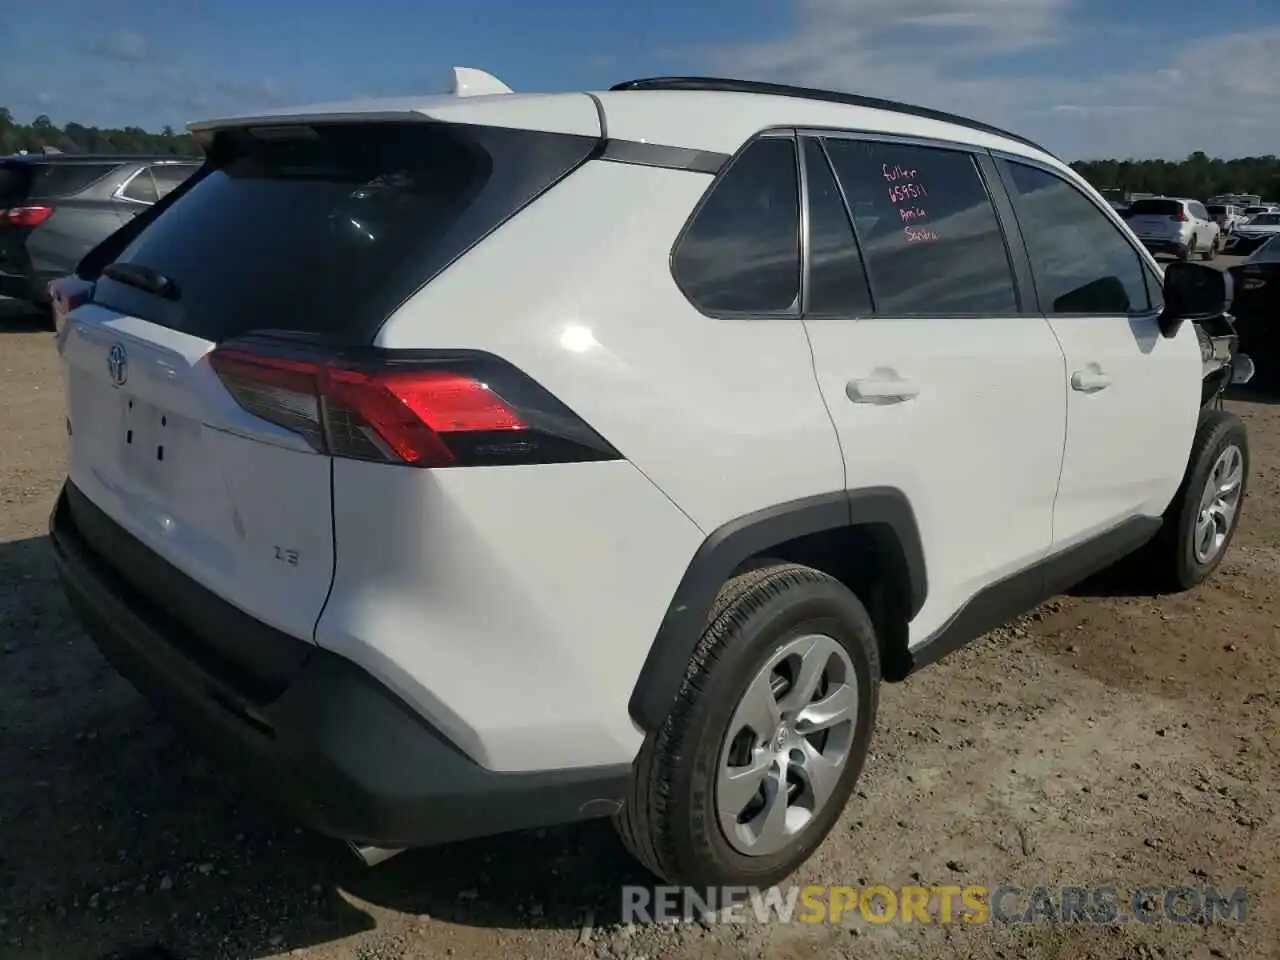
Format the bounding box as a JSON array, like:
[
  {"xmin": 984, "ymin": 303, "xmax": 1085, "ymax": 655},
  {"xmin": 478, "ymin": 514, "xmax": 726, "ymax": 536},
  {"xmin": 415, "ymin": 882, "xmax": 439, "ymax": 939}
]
[{"xmin": 187, "ymin": 66, "xmax": 1068, "ymax": 173}]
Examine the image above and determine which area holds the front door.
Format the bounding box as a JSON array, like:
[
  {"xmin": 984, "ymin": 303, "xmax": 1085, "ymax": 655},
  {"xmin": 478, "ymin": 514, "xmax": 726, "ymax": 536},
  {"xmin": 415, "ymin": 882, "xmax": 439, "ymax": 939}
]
[{"xmin": 993, "ymin": 156, "xmax": 1203, "ymax": 550}]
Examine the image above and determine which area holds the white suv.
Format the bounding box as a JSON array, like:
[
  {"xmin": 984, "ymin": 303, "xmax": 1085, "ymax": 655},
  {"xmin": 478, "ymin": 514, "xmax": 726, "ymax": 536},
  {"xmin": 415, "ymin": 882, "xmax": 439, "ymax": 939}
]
[
  {"xmin": 1125, "ymin": 196, "xmax": 1221, "ymax": 261},
  {"xmin": 48, "ymin": 69, "xmax": 1251, "ymax": 890}
]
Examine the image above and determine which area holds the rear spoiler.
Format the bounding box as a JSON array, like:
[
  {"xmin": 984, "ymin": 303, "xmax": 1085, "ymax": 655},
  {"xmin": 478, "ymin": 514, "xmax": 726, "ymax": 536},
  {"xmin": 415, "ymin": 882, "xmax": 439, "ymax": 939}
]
[{"xmin": 187, "ymin": 67, "xmax": 518, "ymax": 140}]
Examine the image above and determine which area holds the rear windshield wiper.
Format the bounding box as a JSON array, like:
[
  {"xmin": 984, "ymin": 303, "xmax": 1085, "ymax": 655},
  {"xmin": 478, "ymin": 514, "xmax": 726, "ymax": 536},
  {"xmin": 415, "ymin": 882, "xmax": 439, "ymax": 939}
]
[{"xmin": 102, "ymin": 262, "xmax": 181, "ymax": 300}]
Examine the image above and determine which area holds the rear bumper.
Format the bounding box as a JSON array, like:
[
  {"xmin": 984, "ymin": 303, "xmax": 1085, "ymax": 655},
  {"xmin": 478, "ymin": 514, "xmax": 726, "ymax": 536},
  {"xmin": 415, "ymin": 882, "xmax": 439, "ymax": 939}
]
[
  {"xmin": 49, "ymin": 480, "xmax": 630, "ymax": 849},
  {"xmin": 0, "ymin": 268, "xmax": 53, "ymax": 304}
]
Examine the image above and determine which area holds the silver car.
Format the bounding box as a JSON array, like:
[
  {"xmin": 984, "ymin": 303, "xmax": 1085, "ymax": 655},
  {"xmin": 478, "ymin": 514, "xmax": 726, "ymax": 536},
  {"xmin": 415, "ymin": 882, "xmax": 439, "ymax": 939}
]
[{"xmin": 1124, "ymin": 196, "xmax": 1221, "ymax": 261}]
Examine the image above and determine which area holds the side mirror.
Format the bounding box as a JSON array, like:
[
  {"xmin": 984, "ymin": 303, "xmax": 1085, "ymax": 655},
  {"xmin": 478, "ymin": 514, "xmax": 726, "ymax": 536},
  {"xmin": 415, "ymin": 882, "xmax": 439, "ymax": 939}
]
[{"xmin": 1158, "ymin": 261, "xmax": 1232, "ymax": 338}]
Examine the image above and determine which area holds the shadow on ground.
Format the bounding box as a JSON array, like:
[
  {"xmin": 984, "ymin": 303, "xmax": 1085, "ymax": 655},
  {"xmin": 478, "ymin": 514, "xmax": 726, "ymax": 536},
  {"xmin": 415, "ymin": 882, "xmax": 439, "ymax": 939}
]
[{"xmin": 0, "ymin": 533, "xmax": 651, "ymax": 960}]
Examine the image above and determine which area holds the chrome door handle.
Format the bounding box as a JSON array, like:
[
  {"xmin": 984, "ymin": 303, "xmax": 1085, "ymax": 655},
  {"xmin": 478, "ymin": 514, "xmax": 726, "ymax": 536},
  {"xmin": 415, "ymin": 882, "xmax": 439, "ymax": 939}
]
[
  {"xmin": 1070, "ymin": 367, "xmax": 1112, "ymax": 393},
  {"xmin": 846, "ymin": 375, "xmax": 920, "ymax": 404}
]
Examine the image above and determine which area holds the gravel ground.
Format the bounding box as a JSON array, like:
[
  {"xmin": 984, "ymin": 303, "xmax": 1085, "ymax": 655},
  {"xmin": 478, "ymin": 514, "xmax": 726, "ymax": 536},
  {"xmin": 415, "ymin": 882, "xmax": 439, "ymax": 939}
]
[{"xmin": 2, "ymin": 291, "xmax": 1278, "ymax": 960}]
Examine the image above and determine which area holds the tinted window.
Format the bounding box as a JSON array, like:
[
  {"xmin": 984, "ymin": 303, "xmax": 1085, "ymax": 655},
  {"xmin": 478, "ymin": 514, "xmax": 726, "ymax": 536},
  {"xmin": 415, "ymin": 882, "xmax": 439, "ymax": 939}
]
[
  {"xmin": 121, "ymin": 169, "xmax": 159, "ymax": 204},
  {"xmin": 672, "ymin": 137, "xmax": 800, "ymax": 314},
  {"xmin": 150, "ymin": 164, "xmax": 197, "ymax": 198},
  {"xmin": 1249, "ymin": 213, "xmax": 1280, "ymax": 225},
  {"xmin": 90, "ymin": 122, "xmax": 598, "ymax": 342},
  {"xmin": 0, "ymin": 163, "xmax": 33, "ymax": 204},
  {"xmin": 1127, "ymin": 198, "xmax": 1181, "ymax": 216},
  {"xmin": 1000, "ymin": 160, "xmax": 1150, "ymax": 314},
  {"xmin": 28, "ymin": 163, "xmax": 120, "ymax": 198},
  {"xmin": 1206, "ymin": 205, "xmax": 1225, "ymax": 215},
  {"xmin": 821, "ymin": 138, "xmax": 1017, "ymax": 314},
  {"xmin": 802, "ymin": 138, "xmax": 872, "ymax": 316}
]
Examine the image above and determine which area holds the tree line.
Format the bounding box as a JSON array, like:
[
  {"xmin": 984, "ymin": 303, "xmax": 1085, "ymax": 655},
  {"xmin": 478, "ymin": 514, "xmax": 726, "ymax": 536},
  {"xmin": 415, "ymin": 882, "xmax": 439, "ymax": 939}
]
[
  {"xmin": 4, "ymin": 106, "xmax": 1279, "ymax": 201},
  {"xmin": 1069, "ymin": 152, "xmax": 1280, "ymax": 202},
  {"xmin": 1, "ymin": 108, "xmax": 201, "ymax": 158}
]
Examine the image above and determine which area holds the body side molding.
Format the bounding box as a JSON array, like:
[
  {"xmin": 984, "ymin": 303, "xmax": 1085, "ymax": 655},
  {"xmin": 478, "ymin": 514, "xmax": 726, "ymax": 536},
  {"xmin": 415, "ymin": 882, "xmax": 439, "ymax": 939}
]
[
  {"xmin": 893, "ymin": 515, "xmax": 1161, "ymax": 679},
  {"xmin": 628, "ymin": 488, "xmax": 927, "ymax": 732}
]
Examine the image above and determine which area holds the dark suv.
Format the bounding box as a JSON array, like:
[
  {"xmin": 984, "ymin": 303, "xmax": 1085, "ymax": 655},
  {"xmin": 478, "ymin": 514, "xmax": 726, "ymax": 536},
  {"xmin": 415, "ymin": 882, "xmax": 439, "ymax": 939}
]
[{"xmin": 0, "ymin": 154, "xmax": 199, "ymax": 311}]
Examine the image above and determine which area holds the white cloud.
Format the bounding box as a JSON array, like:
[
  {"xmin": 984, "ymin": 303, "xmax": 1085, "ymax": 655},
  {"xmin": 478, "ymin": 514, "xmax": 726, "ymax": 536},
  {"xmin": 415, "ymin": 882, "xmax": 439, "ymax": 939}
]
[
  {"xmin": 89, "ymin": 29, "xmax": 150, "ymax": 63},
  {"xmin": 700, "ymin": 0, "xmax": 1280, "ymax": 159}
]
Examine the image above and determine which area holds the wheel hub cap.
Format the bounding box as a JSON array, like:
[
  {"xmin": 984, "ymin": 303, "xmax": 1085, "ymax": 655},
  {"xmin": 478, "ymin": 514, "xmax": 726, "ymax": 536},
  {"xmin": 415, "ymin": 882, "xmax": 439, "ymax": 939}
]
[
  {"xmin": 1193, "ymin": 444, "xmax": 1244, "ymax": 565},
  {"xmin": 715, "ymin": 633, "xmax": 858, "ymax": 857}
]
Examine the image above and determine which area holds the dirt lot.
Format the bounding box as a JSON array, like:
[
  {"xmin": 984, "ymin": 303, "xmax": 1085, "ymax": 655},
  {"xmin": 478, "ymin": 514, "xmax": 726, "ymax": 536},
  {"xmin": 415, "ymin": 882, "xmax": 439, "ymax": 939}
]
[{"xmin": 2, "ymin": 290, "xmax": 1278, "ymax": 960}]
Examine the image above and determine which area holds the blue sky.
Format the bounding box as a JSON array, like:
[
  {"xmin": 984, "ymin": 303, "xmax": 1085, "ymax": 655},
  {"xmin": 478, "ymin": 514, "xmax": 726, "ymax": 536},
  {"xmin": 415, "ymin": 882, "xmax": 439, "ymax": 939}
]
[{"xmin": 2, "ymin": 0, "xmax": 1278, "ymax": 159}]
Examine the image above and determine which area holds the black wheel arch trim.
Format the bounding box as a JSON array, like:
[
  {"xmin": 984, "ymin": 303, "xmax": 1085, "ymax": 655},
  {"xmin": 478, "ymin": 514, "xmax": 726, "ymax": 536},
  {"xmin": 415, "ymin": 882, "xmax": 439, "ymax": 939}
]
[{"xmin": 628, "ymin": 488, "xmax": 927, "ymax": 732}]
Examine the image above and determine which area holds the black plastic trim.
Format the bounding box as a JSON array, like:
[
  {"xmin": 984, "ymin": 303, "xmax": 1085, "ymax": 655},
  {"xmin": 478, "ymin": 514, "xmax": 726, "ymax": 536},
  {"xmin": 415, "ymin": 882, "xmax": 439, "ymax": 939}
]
[
  {"xmin": 599, "ymin": 139, "xmax": 727, "ymax": 174},
  {"xmin": 59, "ymin": 480, "xmax": 310, "ymax": 702},
  {"xmin": 894, "ymin": 516, "xmax": 1161, "ymax": 679},
  {"xmin": 610, "ymin": 76, "xmax": 1058, "ymax": 159},
  {"xmin": 50, "ymin": 480, "xmax": 631, "ymax": 848},
  {"xmin": 628, "ymin": 488, "xmax": 927, "ymax": 732}
]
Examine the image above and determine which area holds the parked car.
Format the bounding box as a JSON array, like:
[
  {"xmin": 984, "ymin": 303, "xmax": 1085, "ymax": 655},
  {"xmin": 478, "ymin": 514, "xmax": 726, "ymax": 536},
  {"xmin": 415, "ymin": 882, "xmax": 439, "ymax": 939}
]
[
  {"xmin": 1124, "ymin": 196, "xmax": 1220, "ymax": 260},
  {"xmin": 1228, "ymin": 235, "xmax": 1280, "ymax": 373},
  {"xmin": 0, "ymin": 154, "xmax": 199, "ymax": 312},
  {"xmin": 1241, "ymin": 205, "xmax": 1279, "ymax": 221},
  {"xmin": 47, "ymin": 68, "xmax": 1252, "ymax": 890},
  {"xmin": 1223, "ymin": 211, "xmax": 1280, "ymax": 256},
  {"xmin": 1206, "ymin": 203, "xmax": 1247, "ymax": 234}
]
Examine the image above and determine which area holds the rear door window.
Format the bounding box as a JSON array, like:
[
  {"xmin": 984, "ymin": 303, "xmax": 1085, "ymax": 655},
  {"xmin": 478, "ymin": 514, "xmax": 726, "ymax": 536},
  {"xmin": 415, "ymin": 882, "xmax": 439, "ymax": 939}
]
[
  {"xmin": 821, "ymin": 138, "xmax": 1018, "ymax": 315},
  {"xmin": 88, "ymin": 121, "xmax": 599, "ymax": 343},
  {"xmin": 671, "ymin": 136, "xmax": 801, "ymax": 315},
  {"xmin": 800, "ymin": 137, "xmax": 872, "ymax": 316},
  {"xmin": 28, "ymin": 163, "xmax": 121, "ymax": 198}
]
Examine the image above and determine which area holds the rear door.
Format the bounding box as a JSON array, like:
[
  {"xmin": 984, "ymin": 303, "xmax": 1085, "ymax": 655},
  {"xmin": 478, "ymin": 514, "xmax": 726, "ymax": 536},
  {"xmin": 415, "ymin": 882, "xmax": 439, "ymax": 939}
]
[
  {"xmin": 798, "ymin": 133, "xmax": 1067, "ymax": 646},
  {"xmin": 61, "ymin": 118, "xmax": 601, "ymax": 643}
]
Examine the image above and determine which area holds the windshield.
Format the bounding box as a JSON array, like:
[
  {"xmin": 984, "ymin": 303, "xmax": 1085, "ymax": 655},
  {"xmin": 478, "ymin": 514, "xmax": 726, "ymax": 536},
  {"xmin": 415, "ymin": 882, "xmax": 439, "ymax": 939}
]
[
  {"xmin": 1127, "ymin": 198, "xmax": 1182, "ymax": 216},
  {"xmin": 1246, "ymin": 213, "xmax": 1280, "ymax": 226}
]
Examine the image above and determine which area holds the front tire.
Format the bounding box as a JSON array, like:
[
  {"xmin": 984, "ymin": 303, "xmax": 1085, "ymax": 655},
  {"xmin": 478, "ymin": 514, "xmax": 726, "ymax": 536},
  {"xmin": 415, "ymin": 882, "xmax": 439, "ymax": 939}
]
[
  {"xmin": 1147, "ymin": 410, "xmax": 1248, "ymax": 591},
  {"xmin": 614, "ymin": 563, "xmax": 879, "ymax": 889}
]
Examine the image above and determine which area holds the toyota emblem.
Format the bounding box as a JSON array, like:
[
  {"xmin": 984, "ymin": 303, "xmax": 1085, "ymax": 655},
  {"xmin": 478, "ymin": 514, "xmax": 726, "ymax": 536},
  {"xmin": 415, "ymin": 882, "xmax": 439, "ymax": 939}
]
[{"xmin": 107, "ymin": 342, "xmax": 129, "ymax": 387}]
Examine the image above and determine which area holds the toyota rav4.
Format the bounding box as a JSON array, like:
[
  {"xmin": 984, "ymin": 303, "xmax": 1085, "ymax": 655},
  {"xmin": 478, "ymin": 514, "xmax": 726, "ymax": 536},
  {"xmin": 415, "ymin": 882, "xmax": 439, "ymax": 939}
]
[{"xmin": 48, "ymin": 68, "xmax": 1251, "ymax": 890}]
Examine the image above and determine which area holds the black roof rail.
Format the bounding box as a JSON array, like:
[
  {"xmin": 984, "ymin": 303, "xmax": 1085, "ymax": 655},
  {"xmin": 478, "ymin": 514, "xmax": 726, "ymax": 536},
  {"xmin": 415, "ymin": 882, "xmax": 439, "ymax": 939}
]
[{"xmin": 608, "ymin": 76, "xmax": 1055, "ymax": 158}]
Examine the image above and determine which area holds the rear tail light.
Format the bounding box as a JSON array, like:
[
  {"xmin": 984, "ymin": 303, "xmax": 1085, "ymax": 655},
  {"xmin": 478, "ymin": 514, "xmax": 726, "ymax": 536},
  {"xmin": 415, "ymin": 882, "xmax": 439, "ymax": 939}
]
[
  {"xmin": 208, "ymin": 337, "xmax": 622, "ymax": 468},
  {"xmin": 1172, "ymin": 209, "xmax": 1189, "ymax": 222},
  {"xmin": 2, "ymin": 205, "xmax": 54, "ymax": 227}
]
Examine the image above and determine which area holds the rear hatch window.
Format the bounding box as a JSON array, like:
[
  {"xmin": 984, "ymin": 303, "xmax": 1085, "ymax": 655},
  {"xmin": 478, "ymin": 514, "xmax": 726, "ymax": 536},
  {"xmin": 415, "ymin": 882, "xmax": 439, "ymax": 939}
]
[
  {"xmin": 28, "ymin": 163, "xmax": 121, "ymax": 199},
  {"xmin": 87, "ymin": 121, "xmax": 599, "ymax": 344},
  {"xmin": 1127, "ymin": 199, "xmax": 1182, "ymax": 216},
  {"xmin": 0, "ymin": 162, "xmax": 34, "ymax": 205}
]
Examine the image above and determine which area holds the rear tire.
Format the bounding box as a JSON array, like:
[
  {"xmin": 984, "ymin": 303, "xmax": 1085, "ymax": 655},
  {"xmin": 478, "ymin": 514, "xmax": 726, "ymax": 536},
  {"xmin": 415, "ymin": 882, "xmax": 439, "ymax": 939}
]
[
  {"xmin": 1201, "ymin": 238, "xmax": 1216, "ymax": 261},
  {"xmin": 614, "ymin": 563, "xmax": 879, "ymax": 889},
  {"xmin": 1178, "ymin": 240, "xmax": 1193, "ymax": 261},
  {"xmin": 1145, "ymin": 410, "xmax": 1248, "ymax": 591}
]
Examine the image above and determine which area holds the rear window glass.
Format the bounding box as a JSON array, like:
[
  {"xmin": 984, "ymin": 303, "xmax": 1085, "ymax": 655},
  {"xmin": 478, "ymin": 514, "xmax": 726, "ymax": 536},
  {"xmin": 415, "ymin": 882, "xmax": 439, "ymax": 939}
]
[
  {"xmin": 91, "ymin": 122, "xmax": 598, "ymax": 343},
  {"xmin": 0, "ymin": 163, "xmax": 33, "ymax": 203},
  {"xmin": 1127, "ymin": 199, "xmax": 1182, "ymax": 216},
  {"xmin": 1206, "ymin": 205, "xmax": 1225, "ymax": 214},
  {"xmin": 29, "ymin": 163, "xmax": 120, "ymax": 198}
]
